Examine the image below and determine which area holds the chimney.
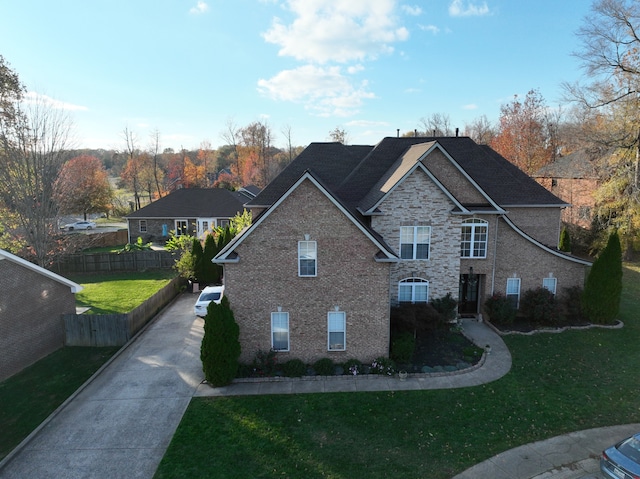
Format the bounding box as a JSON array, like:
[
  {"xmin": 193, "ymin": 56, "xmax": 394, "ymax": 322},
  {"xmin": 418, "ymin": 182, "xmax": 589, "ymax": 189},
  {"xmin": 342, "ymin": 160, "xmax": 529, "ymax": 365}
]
[
  {"xmin": 397, "ymin": 128, "xmax": 400, "ymax": 138},
  {"xmin": 414, "ymin": 129, "xmax": 418, "ymax": 137},
  {"xmin": 455, "ymin": 127, "xmax": 459, "ymax": 137}
]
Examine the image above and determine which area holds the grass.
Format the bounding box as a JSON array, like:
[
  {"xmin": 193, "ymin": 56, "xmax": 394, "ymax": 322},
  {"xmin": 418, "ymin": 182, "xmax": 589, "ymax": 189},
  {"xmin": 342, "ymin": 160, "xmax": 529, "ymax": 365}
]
[
  {"xmin": 0, "ymin": 346, "xmax": 119, "ymax": 460},
  {"xmin": 154, "ymin": 263, "xmax": 640, "ymax": 479},
  {"xmin": 81, "ymin": 245, "xmax": 127, "ymax": 253},
  {"xmin": 69, "ymin": 270, "xmax": 176, "ymax": 314}
]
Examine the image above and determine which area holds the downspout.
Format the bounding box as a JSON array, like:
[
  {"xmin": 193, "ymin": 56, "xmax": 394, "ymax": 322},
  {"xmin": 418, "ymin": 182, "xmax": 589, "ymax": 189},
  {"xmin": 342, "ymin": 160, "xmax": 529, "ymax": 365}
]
[{"xmin": 491, "ymin": 216, "xmax": 500, "ymax": 295}]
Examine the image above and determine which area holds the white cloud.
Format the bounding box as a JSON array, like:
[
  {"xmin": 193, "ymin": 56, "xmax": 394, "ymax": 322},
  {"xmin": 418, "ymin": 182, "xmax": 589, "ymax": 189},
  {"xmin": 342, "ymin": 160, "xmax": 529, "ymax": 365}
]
[
  {"xmin": 401, "ymin": 5, "xmax": 422, "ymax": 16},
  {"xmin": 419, "ymin": 24, "xmax": 440, "ymax": 34},
  {"xmin": 448, "ymin": 0, "xmax": 489, "ymax": 17},
  {"xmin": 462, "ymin": 103, "xmax": 478, "ymax": 110},
  {"xmin": 24, "ymin": 91, "xmax": 88, "ymax": 111},
  {"xmin": 189, "ymin": 1, "xmax": 209, "ymax": 15},
  {"xmin": 346, "ymin": 119, "xmax": 389, "ymax": 127},
  {"xmin": 262, "ymin": 0, "xmax": 409, "ymax": 64},
  {"xmin": 258, "ymin": 65, "xmax": 374, "ymax": 116}
]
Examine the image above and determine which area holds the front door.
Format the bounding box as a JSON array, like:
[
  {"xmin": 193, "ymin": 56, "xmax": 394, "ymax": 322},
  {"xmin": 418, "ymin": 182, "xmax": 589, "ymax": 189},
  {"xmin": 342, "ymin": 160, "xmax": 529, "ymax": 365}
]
[{"xmin": 458, "ymin": 273, "xmax": 480, "ymax": 316}]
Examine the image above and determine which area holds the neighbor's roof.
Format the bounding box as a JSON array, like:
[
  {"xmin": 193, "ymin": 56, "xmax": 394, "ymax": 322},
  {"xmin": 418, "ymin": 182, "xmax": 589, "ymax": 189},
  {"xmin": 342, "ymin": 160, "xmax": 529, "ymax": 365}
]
[
  {"xmin": 534, "ymin": 149, "xmax": 605, "ymax": 179},
  {"xmin": 125, "ymin": 187, "xmax": 250, "ymax": 219},
  {"xmin": 0, "ymin": 249, "xmax": 83, "ymax": 293}
]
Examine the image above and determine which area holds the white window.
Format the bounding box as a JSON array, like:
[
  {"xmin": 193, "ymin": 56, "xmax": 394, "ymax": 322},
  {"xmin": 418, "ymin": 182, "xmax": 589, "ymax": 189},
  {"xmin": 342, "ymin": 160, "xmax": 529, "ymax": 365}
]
[
  {"xmin": 543, "ymin": 277, "xmax": 557, "ymax": 295},
  {"xmin": 400, "ymin": 226, "xmax": 430, "ymax": 260},
  {"xmin": 460, "ymin": 219, "xmax": 488, "ymax": 258},
  {"xmin": 327, "ymin": 311, "xmax": 346, "ymax": 351},
  {"xmin": 398, "ymin": 278, "xmax": 429, "ymax": 303},
  {"xmin": 271, "ymin": 312, "xmax": 289, "ymax": 351},
  {"xmin": 175, "ymin": 219, "xmax": 188, "ymax": 236},
  {"xmin": 139, "ymin": 220, "xmax": 147, "ymax": 233},
  {"xmin": 218, "ymin": 219, "xmax": 230, "ymax": 228},
  {"xmin": 506, "ymin": 278, "xmax": 521, "ymax": 309},
  {"xmin": 298, "ymin": 240, "xmax": 317, "ymax": 277}
]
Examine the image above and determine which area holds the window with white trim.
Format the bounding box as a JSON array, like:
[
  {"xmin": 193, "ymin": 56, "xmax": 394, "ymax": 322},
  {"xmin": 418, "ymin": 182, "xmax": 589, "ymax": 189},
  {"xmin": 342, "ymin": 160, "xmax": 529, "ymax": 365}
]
[
  {"xmin": 400, "ymin": 226, "xmax": 430, "ymax": 260},
  {"xmin": 506, "ymin": 278, "xmax": 521, "ymax": 309},
  {"xmin": 298, "ymin": 240, "xmax": 317, "ymax": 277},
  {"xmin": 139, "ymin": 220, "xmax": 147, "ymax": 233},
  {"xmin": 398, "ymin": 278, "xmax": 429, "ymax": 303},
  {"xmin": 175, "ymin": 219, "xmax": 188, "ymax": 236},
  {"xmin": 271, "ymin": 312, "xmax": 289, "ymax": 351},
  {"xmin": 460, "ymin": 218, "xmax": 488, "ymax": 258},
  {"xmin": 327, "ymin": 311, "xmax": 346, "ymax": 351},
  {"xmin": 542, "ymin": 277, "xmax": 557, "ymax": 295}
]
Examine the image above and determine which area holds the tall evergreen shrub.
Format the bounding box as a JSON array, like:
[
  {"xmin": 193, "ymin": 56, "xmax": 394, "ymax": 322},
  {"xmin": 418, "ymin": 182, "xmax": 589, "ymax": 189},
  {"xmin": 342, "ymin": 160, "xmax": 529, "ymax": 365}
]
[
  {"xmin": 581, "ymin": 230, "xmax": 622, "ymax": 324},
  {"xmin": 559, "ymin": 227, "xmax": 572, "ymax": 252},
  {"xmin": 201, "ymin": 234, "xmax": 219, "ymax": 285},
  {"xmin": 191, "ymin": 238, "xmax": 204, "ymax": 284},
  {"xmin": 201, "ymin": 296, "xmax": 241, "ymax": 386}
]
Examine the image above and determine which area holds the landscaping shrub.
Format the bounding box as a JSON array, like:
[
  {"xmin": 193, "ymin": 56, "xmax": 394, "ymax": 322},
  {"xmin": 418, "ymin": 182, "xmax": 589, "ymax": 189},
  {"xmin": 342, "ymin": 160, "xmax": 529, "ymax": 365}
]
[
  {"xmin": 582, "ymin": 230, "xmax": 623, "ymax": 324},
  {"xmin": 281, "ymin": 359, "xmax": 307, "ymax": 377},
  {"xmin": 484, "ymin": 292, "xmax": 516, "ymax": 326},
  {"xmin": 520, "ymin": 287, "xmax": 560, "ymax": 325},
  {"xmin": 431, "ymin": 293, "xmax": 458, "ymax": 322},
  {"xmin": 201, "ymin": 297, "xmax": 241, "ymax": 387},
  {"xmin": 559, "ymin": 226, "xmax": 572, "ymax": 252},
  {"xmin": 191, "ymin": 238, "xmax": 204, "ymax": 284},
  {"xmin": 370, "ymin": 357, "xmax": 396, "ymax": 376},
  {"xmin": 201, "ymin": 234, "xmax": 219, "ymax": 285},
  {"xmin": 390, "ymin": 331, "xmax": 415, "ymax": 364},
  {"xmin": 342, "ymin": 358, "xmax": 362, "ymax": 376},
  {"xmin": 560, "ymin": 286, "xmax": 583, "ymax": 322},
  {"xmin": 391, "ymin": 303, "xmax": 446, "ymax": 335},
  {"xmin": 251, "ymin": 350, "xmax": 278, "ymax": 377},
  {"xmin": 313, "ymin": 358, "xmax": 335, "ymax": 376}
]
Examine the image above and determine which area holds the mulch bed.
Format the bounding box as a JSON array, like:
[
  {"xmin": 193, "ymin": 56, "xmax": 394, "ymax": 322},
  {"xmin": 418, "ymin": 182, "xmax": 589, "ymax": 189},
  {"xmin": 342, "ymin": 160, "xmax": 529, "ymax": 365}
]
[{"xmin": 403, "ymin": 329, "xmax": 483, "ymax": 373}]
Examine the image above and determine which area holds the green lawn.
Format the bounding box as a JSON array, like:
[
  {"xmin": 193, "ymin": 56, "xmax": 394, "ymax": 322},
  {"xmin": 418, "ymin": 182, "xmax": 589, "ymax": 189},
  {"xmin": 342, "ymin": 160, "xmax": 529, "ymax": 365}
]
[
  {"xmin": 155, "ymin": 264, "xmax": 640, "ymax": 479},
  {"xmin": 0, "ymin": 346, "xmax": 119, "ymax": 460},
  {"xmin": 69, "ymin": 270, "xmax": 176, "ymax": 314}
]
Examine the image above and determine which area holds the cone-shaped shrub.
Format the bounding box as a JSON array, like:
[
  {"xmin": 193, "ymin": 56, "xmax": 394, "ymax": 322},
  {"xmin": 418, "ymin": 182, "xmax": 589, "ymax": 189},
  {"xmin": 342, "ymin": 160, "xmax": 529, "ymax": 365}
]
[
  {"xmin": 191, "ymin": 238, "xmax": 204, "ymax": 284},
  {"xmin": 201, "ymin": 233, "xmax": 218, "ymax": 285},
  {"xmin": 559, "ymin": 227, "xmax": 572, "ymax": 252},
  {"xmin": 201, "ymin": 296, "xmax": 241, "ymax": 386},
  {"xmin": 581, "ymin": 230, "xmax": 622, "ymax": 324}
]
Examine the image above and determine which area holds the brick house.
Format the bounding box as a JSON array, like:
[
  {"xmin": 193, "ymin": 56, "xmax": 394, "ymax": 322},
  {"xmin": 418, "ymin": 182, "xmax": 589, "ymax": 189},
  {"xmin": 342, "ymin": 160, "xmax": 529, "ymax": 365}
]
[
  {"xmin": 215, "ymin": 137, "xmax": 592, "ymax": 364},
  {"xmin": 125, "ymin": 187, "xmax": 258, "ymax": 244},
  {"xmin": 533, "ymin": 149, "xmax": 603, "ymax": 229},
  {"xmin": 0, "ymin": 249, "xmax": 82, "ymax": 381}
]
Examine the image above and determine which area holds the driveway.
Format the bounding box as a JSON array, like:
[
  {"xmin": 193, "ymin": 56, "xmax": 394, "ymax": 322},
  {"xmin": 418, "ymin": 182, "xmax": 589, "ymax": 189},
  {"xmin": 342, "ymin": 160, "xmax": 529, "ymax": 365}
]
[{"xmin": 0, "ymin": 294, "xmax": 204, "ymax": 479}]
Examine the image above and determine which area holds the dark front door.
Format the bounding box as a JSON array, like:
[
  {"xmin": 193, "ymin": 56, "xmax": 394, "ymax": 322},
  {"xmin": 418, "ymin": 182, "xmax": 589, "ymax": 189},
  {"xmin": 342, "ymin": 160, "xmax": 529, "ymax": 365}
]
[{"xmin": 458, "ymin": 274, "xmax": 480, "ymax": 316}]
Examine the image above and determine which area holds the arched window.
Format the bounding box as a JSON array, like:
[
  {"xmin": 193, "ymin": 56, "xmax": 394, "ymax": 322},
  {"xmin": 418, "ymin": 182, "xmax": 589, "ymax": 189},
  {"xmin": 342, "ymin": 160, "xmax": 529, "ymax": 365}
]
[
  {"xmin": 398, "ymin": 278, "xmax": 429, "ymax": 303},
  {"xmin": 460, "ymin": 218, "xmax": 488, "ymax": 258}
]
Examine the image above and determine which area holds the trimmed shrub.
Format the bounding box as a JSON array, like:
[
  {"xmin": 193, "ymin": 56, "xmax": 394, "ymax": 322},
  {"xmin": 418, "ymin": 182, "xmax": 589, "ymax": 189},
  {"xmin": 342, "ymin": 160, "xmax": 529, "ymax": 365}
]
[
  {"xmin": 391, "ymin": 303, "xmax": 446, "ymax": 335},
  {"xmin": 559, "ymin": 227, "xmax": 572, "ymax": 252},
  {"xmin": 560, "ymin": 286, "xmax": 583, "ymax": 321},
  {"xmin": 343, "ymin": 358, "xmax": 362, "ymax": 376},
  {"xmin": 201, "ymin": 234, "xmax": 219, "ymax": 285},
  {"xmin": 251, "ymin": 349, "xmax": 278, "ymax": 377},
  {"xmin": 431, "ymin": 293, "xmax": 458, "ymax": 321},
  {"xmin": 520, "ymin": 287, "xmax": 560, "ymax": 325},
  {"xmin": 484, "ymin": 292, "xmax": 516, "ymax": 326},
  {"xmin": 390, "ymin": 331, "xmax": 415, "ymax": 364},
  {"xmin": 281, "ymin": 359, "xmax": 307, "ymax": 377},
  {"xmin": 370, "ymin": 357, "xmax": 396, "ymax": 376},
  {"xmin": 191, "ymin": 238, "xmax": 204, "ymax": 284},
  {"xmin": 313, "ymin": 358, "xmax": 335, "ymax": 376},
  {"xmin": 582, "ymin": 230, "xmax": 623, "ymax": 324},
  {"xmin": 200, "ymin": 296, "xmax": 241, "ymax": 386}
]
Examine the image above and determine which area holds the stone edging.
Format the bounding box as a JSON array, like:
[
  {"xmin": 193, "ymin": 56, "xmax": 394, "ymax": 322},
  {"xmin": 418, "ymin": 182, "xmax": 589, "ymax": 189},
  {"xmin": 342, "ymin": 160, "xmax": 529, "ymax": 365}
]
[
  {"xmin": 231, "ymin": 352, "xmax": 487, "ymax": 384},
  {"xmin": 484, "ymin": 319, "xmax": 624, "ymax": 336}
]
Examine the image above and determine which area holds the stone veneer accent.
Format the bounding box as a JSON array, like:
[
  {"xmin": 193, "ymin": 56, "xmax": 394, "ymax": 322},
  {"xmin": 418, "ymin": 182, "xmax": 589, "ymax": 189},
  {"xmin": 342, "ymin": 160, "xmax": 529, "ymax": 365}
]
[{"xmin": 223, "ymin": 179, "xmax": 391, "ymax": 364}]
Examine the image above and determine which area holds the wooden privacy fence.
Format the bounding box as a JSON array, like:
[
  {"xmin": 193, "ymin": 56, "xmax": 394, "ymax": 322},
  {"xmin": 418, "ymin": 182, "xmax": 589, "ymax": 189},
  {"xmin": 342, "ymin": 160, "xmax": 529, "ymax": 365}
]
[
  {"xmin": 64, "ymin": 276, "xmax": 185, "ymax": 347},
  {"xmin": 54, "ymin": 250, "xmax": 176, "ymax": 274}
]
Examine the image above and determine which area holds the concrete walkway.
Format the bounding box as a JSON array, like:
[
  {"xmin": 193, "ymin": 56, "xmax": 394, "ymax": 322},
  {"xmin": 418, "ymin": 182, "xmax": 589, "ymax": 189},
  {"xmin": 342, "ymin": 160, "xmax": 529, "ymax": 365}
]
[{"xmin": 0, "ymin": 293, "xmax": 635, "ymax": 479}]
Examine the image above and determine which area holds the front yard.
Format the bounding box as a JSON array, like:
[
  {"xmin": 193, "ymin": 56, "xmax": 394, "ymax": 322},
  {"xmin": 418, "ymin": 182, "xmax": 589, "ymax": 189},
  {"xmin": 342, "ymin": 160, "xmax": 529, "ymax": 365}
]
[{"xmin": 154, "ymin": 263, "xmax": 640, "ymax": 479}]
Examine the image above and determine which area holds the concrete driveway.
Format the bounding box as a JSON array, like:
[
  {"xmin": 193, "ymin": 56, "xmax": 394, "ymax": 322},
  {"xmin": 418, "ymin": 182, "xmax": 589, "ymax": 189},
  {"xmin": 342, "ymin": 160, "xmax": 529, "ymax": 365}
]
[{"xmin": 0, "ymin": 294, "xmax": 204, "ymax": 479}]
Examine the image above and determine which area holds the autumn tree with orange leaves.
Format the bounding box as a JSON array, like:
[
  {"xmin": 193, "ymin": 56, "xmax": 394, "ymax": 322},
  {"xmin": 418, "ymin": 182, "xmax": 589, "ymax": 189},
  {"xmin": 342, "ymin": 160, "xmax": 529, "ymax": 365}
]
[
  {"xmin": 54, "ymin": 155, "xmax": 113, "ymax": 219},
  {"xmin": 490, "ymin": 89, "xmax": 553, "ymax": 174}
]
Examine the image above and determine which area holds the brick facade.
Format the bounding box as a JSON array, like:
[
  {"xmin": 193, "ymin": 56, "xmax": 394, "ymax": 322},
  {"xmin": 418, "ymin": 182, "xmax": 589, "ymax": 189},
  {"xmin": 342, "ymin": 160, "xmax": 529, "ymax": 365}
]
[
  {"xmin": 226, "ymin": 179, "xmax": 390, "ymax": 364},
  {"xmin": 0, "ymin": 260, "xmax": 76, "ymax": 381}
]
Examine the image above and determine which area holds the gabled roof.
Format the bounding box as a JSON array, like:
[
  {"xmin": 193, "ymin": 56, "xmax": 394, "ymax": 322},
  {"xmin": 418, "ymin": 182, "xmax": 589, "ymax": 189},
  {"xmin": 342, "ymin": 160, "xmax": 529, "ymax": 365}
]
[
  {"xmin": 247, "ymin": 137, "xmax": 566, "ymax": 213},
  {"xmin": 0, "ymin": 249, "xmax": 83, "ymax": 293},
  {"xmin": 534, "ymin": 148, "xmax": 605, "ymax": 179},
  {"xmin": 125, "ymin": 188, "xmax": 249, "ymax": 219},
  {"xmin": 216, "ymin": 171, "xmax": 398, "ymax": 263}
]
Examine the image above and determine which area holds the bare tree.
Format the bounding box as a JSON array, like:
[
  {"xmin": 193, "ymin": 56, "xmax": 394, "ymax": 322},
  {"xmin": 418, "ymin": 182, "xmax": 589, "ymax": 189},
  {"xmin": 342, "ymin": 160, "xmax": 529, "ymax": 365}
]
[
  {"xmin": 121, "ymin": 127, "xmax": 142, "ymax": 210},
  {"xmin": 419, "ymin": 113, "xmax": 454, "ymax": 137},
  {"xmin": 221, "ymin": 118, "xmax": 241, "ymax": 179},
  {"xmin": 0, "ymin": 86, "xmax": 74, "ymax": 265},
  {"xmin": 148, "ymin": 128, "xmax": 165, "ymax": 198},
  {"xmin": 328, "ymin": 126, "xmax": 350, "ymax": 144},
  {"xmin": 463, "ymin": 115, "xmax": 496, "ymax": 144}
]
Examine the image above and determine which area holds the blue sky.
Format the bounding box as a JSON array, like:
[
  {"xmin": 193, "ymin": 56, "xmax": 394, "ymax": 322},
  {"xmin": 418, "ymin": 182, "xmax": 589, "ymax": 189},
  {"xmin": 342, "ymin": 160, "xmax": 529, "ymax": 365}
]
[{"xmin": 1, "ymin": 0, "xmax": 594, "ymax": 152}]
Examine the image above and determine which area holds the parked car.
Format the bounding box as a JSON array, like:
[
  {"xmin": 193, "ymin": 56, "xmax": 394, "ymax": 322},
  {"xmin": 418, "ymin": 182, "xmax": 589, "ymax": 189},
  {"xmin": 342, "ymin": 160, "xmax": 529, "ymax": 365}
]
[
  {"xmin": 601, "ymin": 432, "xmax": 640, "ymax": 479},
  {"xmin": 194, "ymin": 286, "xmax": 225, "ymax": 317},
  {"xmin": 63, "ymin": 221, "xmax": 96, "ymax": 231}
]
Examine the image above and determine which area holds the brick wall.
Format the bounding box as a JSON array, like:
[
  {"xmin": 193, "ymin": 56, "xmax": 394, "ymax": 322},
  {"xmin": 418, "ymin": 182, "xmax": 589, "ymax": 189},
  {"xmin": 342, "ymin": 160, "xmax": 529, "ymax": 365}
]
[
  {"xmin": 504, "ymin": 207, "xmax": 562, "ymax": 247},
  {"xmin": 0, "ymin": 261, "xmax": 76, "ymax": 381},
  {"xmin": 536, "ymin": 177, "xmax": 598, "ymax": 228},
  {"xmin": 223, "ymin": 179, "xmax": 391, "ymax": 364}
]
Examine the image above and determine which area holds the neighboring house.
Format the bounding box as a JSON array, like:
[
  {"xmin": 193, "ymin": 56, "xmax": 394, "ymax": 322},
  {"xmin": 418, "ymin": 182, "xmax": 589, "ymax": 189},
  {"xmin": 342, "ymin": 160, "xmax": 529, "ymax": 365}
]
[
  {"xmin": 533, "ymin": 149, "xmax": 602, "ymax": 229},
  {"xmin": 215, "ymin": 137, "xmax": 592, "ymax": 364},
  {"xmin": 125, "ymin": 187, "xmax": 257, "ymax": 244},
  {"xmin": 0, "ymin": 249, "xmax": 82, "ymax": 381}
]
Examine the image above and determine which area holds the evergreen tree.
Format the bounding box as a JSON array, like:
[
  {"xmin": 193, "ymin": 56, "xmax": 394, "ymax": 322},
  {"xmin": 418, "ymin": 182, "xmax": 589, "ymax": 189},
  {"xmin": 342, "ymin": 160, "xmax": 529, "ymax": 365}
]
[
  {"xmin": 582, "ymin": 230, "xmax": 623, "ymax": 324},
  {"xmin": 191, "ymin": 237, "xmax": 204, "ymax": 284},
  {"xmin": 201, "ymin": 234, "xmax": 218, "ymax": 285},
  {"xmin": 201, "ymin": 296, "xmax": 241, "ymax": 386},
  {"xmin": 559, "ymin": 227, "xmax": 572, "ymax": 252}
]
